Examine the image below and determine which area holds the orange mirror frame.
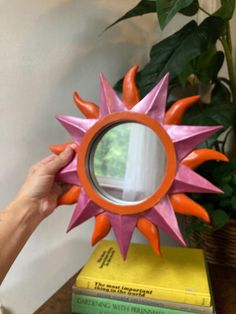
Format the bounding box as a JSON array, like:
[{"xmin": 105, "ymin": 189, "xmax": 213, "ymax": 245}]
[{"xmin": 77, "ymin": 112, "xmax": 177, "ymax": 215}]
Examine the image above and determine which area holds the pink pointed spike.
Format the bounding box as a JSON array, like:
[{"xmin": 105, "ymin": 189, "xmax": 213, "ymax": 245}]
[
  {"xmin": 165, "ymin": 125, "xmax": 223, "ymax": 160},
  {"xmin": 107, "ymin": 213, "xmax": 137, "ymax": 260},
  {"xmin": 67, "ymin": 188, "xmax": 103, "ymax": 232},
  {"xmin": 56, "ymin": 155, "xmax": 80, "ymax": 186},
  {"xmin": 56, "ymin": 114, "xmax": 97, "ymax": 144},
  {"xmin": 131, "ymin": 73, "xmax": 169, "ymax": 123},
  {"xmin": 99, "ymin": 73, "xmax": 126, "ymax": 117},
  {"xmin": 170, "ymin": 164, "xmax": 223, "ymax": 194},
  {"xmin": 144, "ymin": 197, "xmax": 186, "ymax": 246}
]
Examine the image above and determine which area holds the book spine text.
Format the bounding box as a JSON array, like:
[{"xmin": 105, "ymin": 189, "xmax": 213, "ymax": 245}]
[
  {"xmin": 72, "ymin": 293, "xmax": 198, "ymax": 314},
  {"xmin": 76, "ymin": 277, "xmax": 210, "ymax": 306}
]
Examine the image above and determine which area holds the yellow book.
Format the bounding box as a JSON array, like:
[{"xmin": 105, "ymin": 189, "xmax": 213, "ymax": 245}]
[{"xmin": 76, "ymin": 240, "xmax": 211, "ymax": 307}]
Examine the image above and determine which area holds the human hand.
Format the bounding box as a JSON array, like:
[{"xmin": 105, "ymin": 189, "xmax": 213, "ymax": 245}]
[{"xmin": 15, "ymin": 144, "xmax": 76, "ymax": 221}]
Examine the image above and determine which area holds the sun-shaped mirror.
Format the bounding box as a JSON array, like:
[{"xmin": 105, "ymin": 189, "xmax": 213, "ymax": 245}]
[{"xmin": 50, "ymin": 65, "xmax": 228, "ymax": 259}]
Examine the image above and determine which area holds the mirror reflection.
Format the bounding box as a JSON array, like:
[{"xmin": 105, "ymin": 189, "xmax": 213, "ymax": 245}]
[{"xmin": 91, "ymin": 122, "xmax": 166, "ymax": 204}]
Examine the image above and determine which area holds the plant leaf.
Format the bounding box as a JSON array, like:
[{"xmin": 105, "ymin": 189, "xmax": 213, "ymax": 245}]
[
  {"xmin": 221, "ymin": 175, "xmax": 232, "ymax": 184},
  {"xmin": 211, "ymin": 80, "xmax": 232, "ymax": 105},
  {"xmin": 139, "ymin": 20, "xmax": 197, "ymax": 95},
  {"xmin": 183, "ymin": 103, "xmax": 236, "ymax": 128},
  {"xmin": 138, "ymin": 16, "xmax": 225, "ymax": 95},
  {"xmin": 219, "ymin": 198, "xmax": 231, "ymax": 208},
  {"xmin": 214, "ymin": 0, "xmax": 235, "ymax": 20},
  {"xmin": 211, "ymin": 209, "xmax": 230, "ymax": 228},
  {"xmin": 105, "ymin": 0, "xmax": 156, "ymax": 31},
  {"xmin": 210, "ymin": 161, "xmax": 233, "ymax": 182},
  {"xmin": 232, "ymin": 174, "xmax": 236, "ymax": 185},
  {"xmin": 231, "ymin": 196, "xmax": 236, "ymax": 210},
  {"xmin": 220, "ymin": 183, "xmax": 233, "ymax": 197},
  {"xmin": 195, "ymin": 51, "xmax": 224, "ymax": 84},
  {"xmin": 179, "ymin": 47, "xmax": 224, "ymax": 85},
  {"xmin": 156, "ymin": 0, "xmax": 194, "ymax": 30},
  {"xmin": 182, "ymin": 102, "xmax": 236, "ymax": 148},
  {"xmin": 179, "ymin": 0, "xmax": 199, "ymax": 16},
  {"xmin": 184, "ymin": 219, "xmax": 209, "ymax": 238}
]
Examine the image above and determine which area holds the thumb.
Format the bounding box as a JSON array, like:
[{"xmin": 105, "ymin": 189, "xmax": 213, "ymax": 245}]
[{"xmin": 44, "ymin": 145, "xmax": 76, "ymax": 175}]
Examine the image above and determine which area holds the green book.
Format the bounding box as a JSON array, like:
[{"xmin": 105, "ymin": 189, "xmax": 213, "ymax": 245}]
[
  {"xmin": 72, "ymin": 293, "xmax": 200, "ymax": 314},
  {"xmin": 73, "ymin": 286, "xmax": 214, "ymax": 314}
]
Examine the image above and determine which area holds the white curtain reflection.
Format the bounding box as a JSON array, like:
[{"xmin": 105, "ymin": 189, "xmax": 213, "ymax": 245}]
[{"xmin": 122, "ymin": 124, "xmax": 166, "ymax": 202}]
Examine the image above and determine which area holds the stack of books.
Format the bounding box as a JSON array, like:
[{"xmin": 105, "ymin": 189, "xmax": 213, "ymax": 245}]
[{"xmin": 72, "ymin": 240, "xmax": 215, "ymax": 314}]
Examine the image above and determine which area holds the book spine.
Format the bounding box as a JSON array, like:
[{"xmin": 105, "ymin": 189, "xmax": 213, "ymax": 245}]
[
  {"xmin": 76, "ymin": 277, "xmax": 210, "ymax": 307},
  {"xmin": 73, "ymin": 287, "xmax": 212, "ymax": 314},
  {"xmin": 72, "ymin": 293, "xmax": 197, "ymax": 314}
]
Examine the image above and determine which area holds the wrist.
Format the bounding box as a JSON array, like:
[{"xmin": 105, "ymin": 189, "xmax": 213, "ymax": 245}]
[{"xmin": 6, "ymin": 197, "xmax": 43, "ymax": 230}]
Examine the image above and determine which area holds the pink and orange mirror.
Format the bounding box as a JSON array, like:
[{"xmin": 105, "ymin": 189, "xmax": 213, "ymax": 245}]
[{"xmin": 50, "ymin": 65, "xmax": 228, "ymax": 259}]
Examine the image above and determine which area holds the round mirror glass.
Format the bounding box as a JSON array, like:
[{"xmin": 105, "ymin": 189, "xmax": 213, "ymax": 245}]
[{"xmin": 89, "ymin": 122, "xmax": 167, "ymax": 204}]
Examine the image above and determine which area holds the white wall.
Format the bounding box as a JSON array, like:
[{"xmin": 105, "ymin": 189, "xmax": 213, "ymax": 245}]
[{"xmin": 0, "ymin": 1, "xmax": 161, "ymax": 313}]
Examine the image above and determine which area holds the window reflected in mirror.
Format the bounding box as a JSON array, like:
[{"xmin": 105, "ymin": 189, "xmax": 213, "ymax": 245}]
[{"xmin": 90, "ymin": 122, "xmax": 167, "ymax": 204}]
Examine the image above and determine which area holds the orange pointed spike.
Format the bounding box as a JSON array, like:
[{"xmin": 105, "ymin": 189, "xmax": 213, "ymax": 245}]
[
  {"xmin": 165, "ymin": 95, "xmax": 200, "ymax": 125},
  {"xmin": 169, "ymin": 194, "xmax": 210, "ymax": 223},
  {"xmin": 137, "ymin": 217, "xmax": 161, "ymax": 256},
  {"xmin": 49, "ymin": 142, "xmax": 74, "ymax": 155},
  {"xmin": 182, "ymin": 148, "xmax": 229, "ymax": 169},
  {"xmin": 57, "ymin": 186, "xmax": 80, "ymax": 206},
  {"xmin": 73, "ymin": 92, "xmax": 99, "ymax": 119},
  {"xmin": 122, "ymin": 65, "xmax": 140, "ymax": 109},
  {"xmin": 91, "ymin": 213, "xmax": 111, "ymax": 246}
]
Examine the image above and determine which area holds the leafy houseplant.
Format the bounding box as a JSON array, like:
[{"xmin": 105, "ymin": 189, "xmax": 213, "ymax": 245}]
[
  {"xmin": 107, "ymin": 0, "xmax": 236, "ymax": 262},
  {"xmin": 186, "ymin": 159, "xmax": 236, "ymax": 233}
]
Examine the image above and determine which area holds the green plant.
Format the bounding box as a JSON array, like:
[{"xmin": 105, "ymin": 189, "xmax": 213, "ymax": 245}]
[
  {"xmin": 187, "ymin": 159, "xmax": 236, "ymax": 233},
  {"xmin": 109, "ymin": 0, "xmax": 236, "ymax": 151},
  {"xmin": 107, "ymin": 0, "xmax": 236, "ymax": 229}
]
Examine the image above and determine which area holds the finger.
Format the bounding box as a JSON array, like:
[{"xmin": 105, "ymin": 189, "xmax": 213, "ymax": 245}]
[
  {"xmin": 60, "ymin": 183, "xmax": 71, "ymax": 194},
  {"xmin": 52, "ymin": 183, "xmax": 70, "ymax": 197},
  {"xmin": 29, "ymin": 155, "xmax": 57, "ymax": 174},
  {"xmin": 44, "ymin": 146, "xmax": 75, "ymax": 175},
  {"xmin": 40, "ymin": 154, "xmax": 57, "ymax": 165},
  {"xmin": 53, "ymin": 184, "xmax": 63, "ymax": 197},
  {"xmin": 32, "ymin": 143, "xmax": 77, "ymax": 170}
]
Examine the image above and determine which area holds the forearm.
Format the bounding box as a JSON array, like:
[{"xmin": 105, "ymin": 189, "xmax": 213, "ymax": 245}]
[
  {"xmin": 0, "ymin": 146, "xmax": 74, "ymax": 284},
  {"xmin": 0, "ymin": 198, "xmax": 41, "ymax": 284}
]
